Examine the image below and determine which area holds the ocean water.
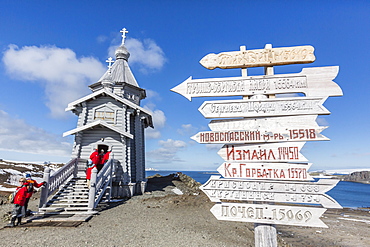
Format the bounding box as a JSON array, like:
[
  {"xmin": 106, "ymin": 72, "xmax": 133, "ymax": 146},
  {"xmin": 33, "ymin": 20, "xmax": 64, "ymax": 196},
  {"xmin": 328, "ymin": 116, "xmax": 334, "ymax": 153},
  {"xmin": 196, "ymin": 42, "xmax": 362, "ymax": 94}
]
[{"xmin": 146, "ymin": 170, "xmax": 370, "ymax": 209}]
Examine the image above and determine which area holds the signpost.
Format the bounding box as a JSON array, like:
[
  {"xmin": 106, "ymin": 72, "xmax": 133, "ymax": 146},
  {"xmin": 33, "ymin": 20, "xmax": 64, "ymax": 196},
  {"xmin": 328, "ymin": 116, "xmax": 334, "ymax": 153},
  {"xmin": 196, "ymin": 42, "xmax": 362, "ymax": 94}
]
[
  {"xmin": 200, "ymin": 176, "xmax": 342, "ymax": 208},
  {"xmin": 218, "ymin": 142, "xmax": 308, "ymax": 163},
  {"xmin": 199, "ymin": 45, "xmax": 316, "ymax": 69},
  {"xmin": 170, "ymin": 66, "xmax": 342, "ymax": 100},
  {"xmin": 216, "ymin": 162, "xmax": 313, "ymax": 180},
  {"xmin": 210, "ymin": 202, "xmax": 328, "ymax": 228},
  {"xmin": 191, "ymin": 127, "xmax": 328, "ymax": 144},
  {"xmin": 171, "ymin": 43, "xmax": 342, "ymax": 247},
  {"xmin": 202, "ymin": 176, "xmax": 337, "ymax": 194},
  {"xmin": 198, "ymin": 96, "xmax": 330, "ymax": 119},
  {"xmin": 208, "ymin": 115, "xmax": 323, "ymax": 131}
]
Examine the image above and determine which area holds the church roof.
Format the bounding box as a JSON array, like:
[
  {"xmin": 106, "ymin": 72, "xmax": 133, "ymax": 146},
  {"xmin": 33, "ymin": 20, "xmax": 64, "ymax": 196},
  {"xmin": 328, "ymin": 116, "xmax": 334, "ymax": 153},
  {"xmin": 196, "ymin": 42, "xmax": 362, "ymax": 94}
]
[
  {"xmin": 65, "ymin": 88, "xmax": 152, "ymax": 118},
  {"xmin": 96, "ymin": 58, "xmax": 139, "ymax": 88},
  {"xmin": 90, "ymin": 28, "xmax": 140, "ymax": 90},
  {"xmin": 63, "ymin": 120, "xmax": 133, "ymax": 138}
]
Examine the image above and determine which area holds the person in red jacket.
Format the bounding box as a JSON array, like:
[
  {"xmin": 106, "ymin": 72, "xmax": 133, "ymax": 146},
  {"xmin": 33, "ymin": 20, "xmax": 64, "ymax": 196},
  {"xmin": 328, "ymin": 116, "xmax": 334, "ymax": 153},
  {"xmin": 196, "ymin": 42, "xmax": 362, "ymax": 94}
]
[
  {"xmin": 89, "ymin": 148, "xmax": 112, "ymax": 173},
  {"xmin": 101, "ymin": 150, "xmax": 111, "ymax": 165},
  {"xmin": 90, "ymin": 149, "xmax": 100, "ymax": 166},
  {"xmin": 90, "ymin": 149, "xmax": 110, "ymax": 172},
  {"xmin": 86, "ymin": 160, "xmax": 96, "ymax": 188},
  {"xmin": 8, "ymin": 178, "xmax": 29, "ymax": 227},
  {"xmin": 24, "ymin": 174, "xmax": 46, "ymax": 216}
]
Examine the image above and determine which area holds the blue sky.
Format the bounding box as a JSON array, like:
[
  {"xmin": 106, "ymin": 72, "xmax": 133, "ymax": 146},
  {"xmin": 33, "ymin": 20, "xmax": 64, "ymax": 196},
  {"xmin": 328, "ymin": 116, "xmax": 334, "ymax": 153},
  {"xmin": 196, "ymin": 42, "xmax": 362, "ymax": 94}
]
[{"xmin": 0, "ymin": 1, "xmax": 369, "ymax": 171}]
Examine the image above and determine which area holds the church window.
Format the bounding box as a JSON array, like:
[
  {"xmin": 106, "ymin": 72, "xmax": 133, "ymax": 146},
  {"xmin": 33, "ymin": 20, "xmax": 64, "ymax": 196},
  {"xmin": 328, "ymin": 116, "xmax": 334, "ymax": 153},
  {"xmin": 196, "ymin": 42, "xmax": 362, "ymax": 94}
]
[{"xmin": 94, "ymin": 105, "xmax": 116, "ymax": 123}]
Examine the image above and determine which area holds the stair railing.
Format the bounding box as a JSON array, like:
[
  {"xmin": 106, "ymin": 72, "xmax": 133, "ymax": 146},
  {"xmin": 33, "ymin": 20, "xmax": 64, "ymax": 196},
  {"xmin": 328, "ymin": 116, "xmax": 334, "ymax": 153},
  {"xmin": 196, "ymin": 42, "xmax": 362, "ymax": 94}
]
[
  {"xmin": 39, "ymin": 158, "xmax": 79, "ymax": 208},
  {"xmin": 88, "ymin": 159, "xmax": 114, "ymax": 212}
]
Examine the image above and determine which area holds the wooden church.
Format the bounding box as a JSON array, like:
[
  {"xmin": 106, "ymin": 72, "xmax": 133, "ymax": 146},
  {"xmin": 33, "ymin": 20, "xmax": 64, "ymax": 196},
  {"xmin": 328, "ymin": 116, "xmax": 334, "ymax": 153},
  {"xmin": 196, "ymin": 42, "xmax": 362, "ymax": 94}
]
[{"xmin": 63, "ymin": 28, "xmax": 153, "ymax": 197}]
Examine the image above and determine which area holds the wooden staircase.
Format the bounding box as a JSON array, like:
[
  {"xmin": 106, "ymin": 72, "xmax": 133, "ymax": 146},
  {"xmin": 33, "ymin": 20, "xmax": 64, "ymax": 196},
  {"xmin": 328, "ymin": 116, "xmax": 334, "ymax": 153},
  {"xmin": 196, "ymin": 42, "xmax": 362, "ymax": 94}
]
[
  {"xmin": 22, "ymin": 158, "xmax": 115, "ymax": 226},
  {"xmin": 38, "ymin": 177, "xmax": 91, "ymax": 214}
]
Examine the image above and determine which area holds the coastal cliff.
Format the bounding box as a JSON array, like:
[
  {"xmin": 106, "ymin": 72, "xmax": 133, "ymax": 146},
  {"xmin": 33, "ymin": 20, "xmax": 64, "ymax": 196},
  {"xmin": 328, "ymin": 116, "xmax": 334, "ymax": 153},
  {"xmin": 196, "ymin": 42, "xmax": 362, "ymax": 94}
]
[{"xmin": 343, "ymin": 171, "xmax": 370, "ymax": 183}]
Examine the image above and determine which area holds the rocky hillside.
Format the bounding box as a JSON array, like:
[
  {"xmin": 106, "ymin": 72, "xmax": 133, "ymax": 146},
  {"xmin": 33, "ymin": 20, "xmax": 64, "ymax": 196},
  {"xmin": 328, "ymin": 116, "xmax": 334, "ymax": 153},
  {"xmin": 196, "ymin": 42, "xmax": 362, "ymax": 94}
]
[
  {"xmin": 343, "ymin": 171, "xmax": 370, "ymax": 183},
  {"xmin": 0, "ymin": 159, "xmax": 63, "ymax": 197},
  {"xmin": 146, "ymin": 172, "xmax": 202, "ymax": 195}
]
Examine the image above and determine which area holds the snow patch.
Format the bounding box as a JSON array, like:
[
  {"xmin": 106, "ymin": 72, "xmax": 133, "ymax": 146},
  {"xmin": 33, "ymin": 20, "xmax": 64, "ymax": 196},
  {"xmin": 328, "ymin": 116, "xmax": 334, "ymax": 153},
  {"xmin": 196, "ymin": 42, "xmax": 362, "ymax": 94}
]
[
  {"xmin": 0, "ymin": 185, "xmax": 16, "ymax": 192},
  {"xmin": 172, "ymin": 187, "xmax": 183, "ymax": 195}
]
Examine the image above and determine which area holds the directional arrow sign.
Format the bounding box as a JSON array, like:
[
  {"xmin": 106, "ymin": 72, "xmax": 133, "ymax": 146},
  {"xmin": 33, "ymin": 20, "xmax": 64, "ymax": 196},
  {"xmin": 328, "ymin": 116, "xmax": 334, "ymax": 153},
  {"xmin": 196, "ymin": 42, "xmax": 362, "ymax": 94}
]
[
  {"xmin": 217, "ymin": 162, "xmax": 313, "ymax": 180},
  {"xmin": 201, "ymin": 176, "xmax": 342, "ymax": 209},
  {"xmin": 171, "ymin": 66, "xmax": 342, "ymax": 100},
  {"xmin": 199, "ymin": 96, "xmax": 329, "ymax": 119},
  {"xmin": 218, "ymin": 142, "xmax": 308, "ymax": 163},
  {"xmin": 191, "ymin": 127, "xmax": 328, "ymax": 144},
  {"xmin": 199, "ymin": 45, "xmax": 316, "ymax": 70},
  {"xmin": 208, "ymin": 115, "xmax": 322, "ymax": 131},
  {"xmin": 210, "ymin": 202, "xmax": 328, "ymax": 228},
  {"xmin": 202, "ymin": 176, "xmax": 337, "ymax": 195}
]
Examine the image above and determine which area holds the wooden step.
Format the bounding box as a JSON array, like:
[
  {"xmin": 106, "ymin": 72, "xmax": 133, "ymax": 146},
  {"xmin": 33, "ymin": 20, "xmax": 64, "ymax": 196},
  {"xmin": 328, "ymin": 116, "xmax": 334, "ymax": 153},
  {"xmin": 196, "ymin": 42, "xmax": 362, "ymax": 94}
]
[
  {"xmin": 57, "ymin": 195, "xmax": 89, "ymax": 199},
  {"xmin": 39, "ymin": 207, "xmax": 65, "ymax": 211},
  {"xmin": 64, "ymin": 207, "xmax": 91, "ymax": 211},
  {"xmin": 47, "ymin": 203, "xmax": 89, "ymax": 207},
  {"xmin": 57, "ymin": 191, "xmax": 89, "ymax": 195},
  {"xmin": 61, "ymin": 189, "xmax": 89, "ymax": 192},
  {"xmin": 50, "ymin": 199, "xmax": 89, "ymax": 203},
  {"xmin": 40, "ymin": 206, "xmax": 91, "ymax": 211}
]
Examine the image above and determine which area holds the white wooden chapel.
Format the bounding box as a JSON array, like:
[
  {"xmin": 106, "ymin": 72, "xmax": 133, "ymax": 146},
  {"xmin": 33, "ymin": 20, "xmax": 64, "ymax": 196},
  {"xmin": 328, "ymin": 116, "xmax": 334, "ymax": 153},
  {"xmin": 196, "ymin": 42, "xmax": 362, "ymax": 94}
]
[{"xmin": 63, "ymin": 28, "xmax": 153, "ymax": 197}]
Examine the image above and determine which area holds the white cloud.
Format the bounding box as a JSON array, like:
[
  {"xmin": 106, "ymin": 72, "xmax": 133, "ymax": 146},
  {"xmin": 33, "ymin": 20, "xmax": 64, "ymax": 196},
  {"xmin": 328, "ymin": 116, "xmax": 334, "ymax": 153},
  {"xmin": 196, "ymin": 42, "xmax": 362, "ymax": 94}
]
[
  {"xmin": 145, "ymin": 89, "xmax": 162, "ymax": 101},
  {"xmin": 205, "ymin": 143, "xmax": 223, "ymax": 151},
  {"xmin": 316, "ymin": 117, "xmax": 329, "ymax": 126},
  {"xmin": 96, "ymin": 35, "xmax": 108, "ymax": 43},
  {"xmin": 143, "ymin": 90, "xmax": 166, "ymax": 139},
  {"xmin": 177, "ymin": 124, "xmax": 197, "ymax": 136},
  {"xmin": 2, "ymin": 44, "xmax": 106, "ymax": 119},
  {"xmin": 0, "ymin": 110, "xmax": 72, "ymax": 156},
  {"xmin": 109, "ymin": 37, "xmax": 166, "ymax": 73},
  {"xmin": 147, "ymin": 139, "xmax": 187, "ymax": 164},
  {"xmin": 144, "ymin": 105, "xmax": 166, "ymax": 139}
]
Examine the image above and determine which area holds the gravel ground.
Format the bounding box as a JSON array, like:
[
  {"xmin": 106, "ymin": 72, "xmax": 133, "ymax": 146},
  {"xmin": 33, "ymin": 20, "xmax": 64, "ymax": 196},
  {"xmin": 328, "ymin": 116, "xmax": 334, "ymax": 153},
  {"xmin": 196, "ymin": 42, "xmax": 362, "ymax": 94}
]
[
  {"xmin": 0, "ymin": 175, "xmax": 255, "ymax": 247},
  {"xmin": 0, "ymin": 175, "xmax": 369, "ymax": 247}
]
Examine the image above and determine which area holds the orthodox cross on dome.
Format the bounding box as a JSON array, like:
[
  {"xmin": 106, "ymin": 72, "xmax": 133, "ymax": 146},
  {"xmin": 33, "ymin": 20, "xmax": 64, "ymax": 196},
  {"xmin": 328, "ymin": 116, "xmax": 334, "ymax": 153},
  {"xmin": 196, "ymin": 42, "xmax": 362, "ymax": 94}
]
[
  {"xmin": 120, "ymin": 28, "xmax": 128, "ymax": 45},
  {"xmin": 106, "ymin": 57, "xmax": 114, "ymax": 73}
]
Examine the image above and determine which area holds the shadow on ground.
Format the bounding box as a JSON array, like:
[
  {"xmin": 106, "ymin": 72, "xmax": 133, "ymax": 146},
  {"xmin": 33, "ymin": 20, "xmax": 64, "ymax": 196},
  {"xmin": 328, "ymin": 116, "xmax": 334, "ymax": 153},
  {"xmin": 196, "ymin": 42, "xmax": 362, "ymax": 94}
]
[{"xmin": 145, "ymin": 173, "xmax": 179, "ymax": 192}]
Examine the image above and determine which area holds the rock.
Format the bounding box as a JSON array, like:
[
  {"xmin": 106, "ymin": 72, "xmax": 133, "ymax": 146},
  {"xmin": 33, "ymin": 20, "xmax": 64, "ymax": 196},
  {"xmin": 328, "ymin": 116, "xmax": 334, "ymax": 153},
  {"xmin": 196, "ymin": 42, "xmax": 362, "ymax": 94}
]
[
  {"xmin": 343, "ymin": 171, "xmax": 370, "ymax": 183},
  {"xmin": 173, "ymin": 172, "xmax": 202, "ymax": 195}
]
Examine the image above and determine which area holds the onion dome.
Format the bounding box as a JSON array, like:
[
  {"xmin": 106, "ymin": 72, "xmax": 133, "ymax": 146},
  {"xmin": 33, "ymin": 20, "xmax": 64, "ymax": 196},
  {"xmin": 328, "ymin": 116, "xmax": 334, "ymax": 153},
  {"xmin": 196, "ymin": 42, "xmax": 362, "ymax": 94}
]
[
  {"xmin": 115, "ymin": 28, "xmax": 130, "ymax": 60},
  {"xmin": 115, "ymin": 44, "xmax": 130, "ymax": 60}
]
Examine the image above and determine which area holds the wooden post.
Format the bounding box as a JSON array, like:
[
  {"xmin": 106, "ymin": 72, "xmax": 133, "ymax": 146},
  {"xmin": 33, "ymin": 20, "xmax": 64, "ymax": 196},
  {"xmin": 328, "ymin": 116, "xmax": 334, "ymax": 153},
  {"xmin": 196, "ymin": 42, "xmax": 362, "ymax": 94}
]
[
  {"xmin": 254, "ymin": 223, "xmax": 278, "ymax": 247},
  {"xmin": 88, "ymin": 167, "xmax": 98, "ymax": 212},
  {"xmin": 108, "ymin": 160, "xmax": 114, "ymax": 201},
  {"xmin": 254, "ymin": 43, "xmax": 277, "ymax": 247},
  {"xmin": 73, "ymin": 158, "xmax": 78, "ymax": 178},
  {"xmin": 240, "ymin": 45, "xmax": 248, "ymax": 78},
  {"xmin": 39, "ymin": 167, "xmax": 50, "ymax": 208}
]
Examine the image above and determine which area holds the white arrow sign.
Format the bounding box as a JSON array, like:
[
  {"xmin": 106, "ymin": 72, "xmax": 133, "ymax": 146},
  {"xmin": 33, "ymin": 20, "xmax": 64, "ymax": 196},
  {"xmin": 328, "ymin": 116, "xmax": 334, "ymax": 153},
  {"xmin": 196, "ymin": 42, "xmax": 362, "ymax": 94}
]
[
  {"xmin": 218, "ymin": 142, "xmax": 308, "ymax": 163},
  {"xmin": 201, "ymin": 176, "xmax": 342, "ymax": 208},
  {"xmin": 208, "ymin": 115, "xmax": 322, "ymax": 131},
  {"xmin": 191, "ymin": 127, "xmax": 328, "ymax": 144},
  {"xmin": 198, "ymin": 97, "xmax": 329, "ymax": 119},
  {"xmin": 217, "ymin": 162, "xmax": 313, "ymax": 180},
  {"xmin": 199, "ymin": 45, "xmax": 316, "ymax": 69},
  {"xmin": 210, "ymin": 202, "xmax": 328, "ymax": 228},
  {"xmin": 171, "ymin": 66, "xmax": 342, "ymax": 100},
  {"xmin": 202, "ymin": 176, "xmax": 337, "ymax": 195},
  {"xmin": 205, "ymin": 189, "xmax": 340, "ymax": 209}
]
